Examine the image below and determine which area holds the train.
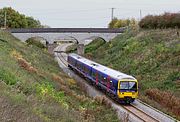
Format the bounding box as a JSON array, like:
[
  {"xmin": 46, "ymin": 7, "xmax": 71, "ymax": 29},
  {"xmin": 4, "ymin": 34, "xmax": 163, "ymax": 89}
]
[{"xmin": 67, "ymin": 53, "xmax": 138, "ymax": 104}]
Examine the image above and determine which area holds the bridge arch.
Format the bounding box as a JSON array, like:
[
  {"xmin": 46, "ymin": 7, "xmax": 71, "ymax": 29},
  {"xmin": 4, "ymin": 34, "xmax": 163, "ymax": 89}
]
[
  {"xmin": 53, "ymin": 35, "xmax": 79, "ymax": 44},
  {"xmin": 84, "ymin": 36, "xmax": 107, "ymax": 42}
]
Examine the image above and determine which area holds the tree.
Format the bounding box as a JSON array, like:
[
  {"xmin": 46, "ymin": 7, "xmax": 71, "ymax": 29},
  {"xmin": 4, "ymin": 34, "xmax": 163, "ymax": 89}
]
[
  {"xmin": 26, "ymin": 17, "xmax": 41, "ymax": 28},
  {"xmin": 108, "ymin": 18, "xmax": 118, "ymax": 28},
  {"xmin": 0, "ymin": 7, "xmax": 43, "ymax": 28},
  {"xmin": 108, "ymin": 18, "xmax": 138, "ymax": 28}
]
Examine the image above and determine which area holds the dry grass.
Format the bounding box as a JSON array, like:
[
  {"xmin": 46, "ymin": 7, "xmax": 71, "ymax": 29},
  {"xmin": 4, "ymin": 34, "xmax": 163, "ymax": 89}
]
[
  {"xmin": 11, "ymin": 50, "xmax": 38, "ymax": 73},
  {"xmin": 146, "ymin": 89, "xmax": 180, "ymax": 116},
  {"xmin": 11, "ymin": 49, "xmax": 23, "ymax": 59},
  {"xmin": 17, "ymin": 58, "xmax": 38, "ymax": 73},
  {"xmin": 80, "ymin": 109, "xmax": 95, "ymax": 122},
  {"xmin": 52, "ymin": 74, "xmax": 66, "ymax": 85},
  {"xmin": 52, "ymin": 74, "xmax": 89, "ymax": 103},
  {"xmin": 94, "ymin": 96, "xmax": 112, "ymax": 108}
]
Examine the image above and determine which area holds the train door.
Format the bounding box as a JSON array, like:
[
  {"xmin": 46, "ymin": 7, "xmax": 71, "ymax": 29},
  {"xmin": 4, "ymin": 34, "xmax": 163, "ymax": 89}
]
[
  {"xmin": 107, "ymin": 76, "xmax": 110, "ymax": 91},
  {"xmin": 96, "ymin": 71, "xmax": 98, "ymax": 85}
]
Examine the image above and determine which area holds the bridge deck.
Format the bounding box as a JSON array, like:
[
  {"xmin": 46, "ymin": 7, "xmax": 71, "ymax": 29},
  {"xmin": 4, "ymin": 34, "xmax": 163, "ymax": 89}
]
[{"xmin": 8, "ymin": 28, "xmax": 125, "ymax": 33}]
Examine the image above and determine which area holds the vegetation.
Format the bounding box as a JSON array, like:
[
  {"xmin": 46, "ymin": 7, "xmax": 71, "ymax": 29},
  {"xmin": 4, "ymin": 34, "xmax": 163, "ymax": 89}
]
[
  {"xmin": 0, "ymin": 30, "xmax": 119, "ymax": 122},
  {"xmin": 139, "ymin": 13, "xmax": 180, "ymax": 29},
  {"xmin": 85, "ymin": 38, "xmax": 105, "ymax": 54},
  {"xmin": 0, "ymin": 7, "xmax": 43, "ymax": 28},
  {"xmin": 66, "ymin": 43, "xmax": 78, "ymax": 53},
  {"xmin": 84, "ymin": 29, "xmax": 180, "ymax": 119},
  {"xmin": 26, "ymin": 37, "xmax": 46, "ymax": 49},
  {"xmin": 108, "ymin": 17, "xmax": 138, "ymax": 29}
]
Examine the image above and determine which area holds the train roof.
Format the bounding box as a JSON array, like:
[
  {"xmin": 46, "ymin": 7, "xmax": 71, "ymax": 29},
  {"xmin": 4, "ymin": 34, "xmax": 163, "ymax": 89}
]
[{"xmin": 69, "ymin": 53, "xmax": 136, "ymax": 81}]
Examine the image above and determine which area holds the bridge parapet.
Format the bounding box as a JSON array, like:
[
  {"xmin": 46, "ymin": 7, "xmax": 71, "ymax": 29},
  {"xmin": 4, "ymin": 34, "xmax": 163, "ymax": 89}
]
[
  {"xmin": 9, "ymin": 28, "xmax": 125, "ymax": 54},
  {"xmin": 8, "ymin": 28, "xmax": 125, "ymax": 33}
]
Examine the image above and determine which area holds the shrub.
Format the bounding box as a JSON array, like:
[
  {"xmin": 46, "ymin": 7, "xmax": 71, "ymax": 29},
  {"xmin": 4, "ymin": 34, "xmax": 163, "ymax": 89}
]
[
  {"xmin": 139, "ymin": 13, "xmax": 180, "ymax": 29},
  {"xmin": 108, "ymin": 18, "xmax": 138, "ymax": 28},
  {"xmin": 26, "ymin": 38, "xmax": 46, "ymax": 49}
]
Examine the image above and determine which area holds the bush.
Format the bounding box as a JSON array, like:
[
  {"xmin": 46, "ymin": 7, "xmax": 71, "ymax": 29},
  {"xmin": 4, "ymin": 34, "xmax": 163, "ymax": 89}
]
[
  {"xmin": 139, "ymin": 13, "xmax": 180, "ymax": 29},
  {"xmin": 108, "ymin": 18, "xmax": 137, "ymax": 28},
  {"xmin": 26, "ymin": 38, "xmax": 46, "ymax": 49}
]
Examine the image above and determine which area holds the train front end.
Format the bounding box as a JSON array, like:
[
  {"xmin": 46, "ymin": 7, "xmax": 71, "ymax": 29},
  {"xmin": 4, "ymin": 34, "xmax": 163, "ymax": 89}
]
[{"xmin": 117, "ymin": 80, "xmax": 138, "ymax": 103}]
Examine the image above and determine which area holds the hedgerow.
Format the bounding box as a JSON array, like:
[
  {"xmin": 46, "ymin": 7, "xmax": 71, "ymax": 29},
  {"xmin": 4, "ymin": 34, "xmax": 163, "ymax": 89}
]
[{"xmin": 139, "ymin": 13, "xmax": 180, "ymax": 29}]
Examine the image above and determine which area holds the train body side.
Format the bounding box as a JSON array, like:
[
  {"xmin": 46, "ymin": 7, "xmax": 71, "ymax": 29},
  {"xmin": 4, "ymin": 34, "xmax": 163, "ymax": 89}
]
[
  {"xmin": 67, "ymin": 54, "xmax": 138, "ymax": 103},
  {"xmin": 67, "ymin": 55, "xmax": 118, "ymax": 96}
]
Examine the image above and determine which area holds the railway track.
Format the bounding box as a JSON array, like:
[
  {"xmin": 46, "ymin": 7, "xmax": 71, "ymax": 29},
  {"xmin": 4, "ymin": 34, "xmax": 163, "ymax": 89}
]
[
  {"xmin": 123, "ymin": 104, "xmax": 159, "ymax": 122},
  {"xmin": 54, "ymin": 44, "xmax": 178, "ymax": 122},
  {"xmin": 54, "ymin": 45, "xmax": 69, "ymax": 67}
]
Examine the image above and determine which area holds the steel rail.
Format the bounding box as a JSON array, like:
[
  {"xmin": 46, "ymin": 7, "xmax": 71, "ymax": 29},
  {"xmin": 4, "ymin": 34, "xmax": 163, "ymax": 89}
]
[
  {"xmin": 122, "ymin": 104, "xmax": 160, "ymax": 122},
  {"xmin": 54, "ymin": 46, "xmax": 69, "ymax": 67}
]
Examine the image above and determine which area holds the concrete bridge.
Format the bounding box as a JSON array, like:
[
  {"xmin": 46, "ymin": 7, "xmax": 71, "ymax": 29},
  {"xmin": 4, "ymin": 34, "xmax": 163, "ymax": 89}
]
[{"xmin": 9, "ymin": 28, "xmax": 125, "ymax": 54}]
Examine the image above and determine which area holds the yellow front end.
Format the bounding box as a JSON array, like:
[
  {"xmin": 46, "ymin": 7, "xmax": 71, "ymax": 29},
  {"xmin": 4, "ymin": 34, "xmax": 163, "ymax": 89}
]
[
  {"xmin": 118, "ymin": 91, "xmax": 138, "ymax": 99},
  {"xmin": 117, "ymin": 80, "xmax": 138, "ymax": 103}
]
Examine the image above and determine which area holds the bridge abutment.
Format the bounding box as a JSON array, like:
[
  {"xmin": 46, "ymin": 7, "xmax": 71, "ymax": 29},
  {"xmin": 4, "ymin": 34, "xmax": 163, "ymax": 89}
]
[{"xmin": 77, "ymin": 44, "xmax": 85, "ymax": 55}]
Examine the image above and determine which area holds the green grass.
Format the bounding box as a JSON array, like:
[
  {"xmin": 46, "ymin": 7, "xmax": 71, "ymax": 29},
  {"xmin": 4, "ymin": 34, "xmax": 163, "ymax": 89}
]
[
  {"xmin": 85, "ymin": 38, "xmax": 105, "ymax": 53},
  {"xmin": 85, "ymin": 29, "xmax": 180, "ymax": 119},
  {"xmin": 0, "ymin": 30, "xmax": 119, "ymax": 122}
]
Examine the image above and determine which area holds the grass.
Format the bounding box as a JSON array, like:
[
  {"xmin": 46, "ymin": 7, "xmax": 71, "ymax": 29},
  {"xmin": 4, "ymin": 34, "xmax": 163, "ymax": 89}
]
[
  {"xmin": 85, "ymin": 38, "xmax": 105, "ymax": 54},
  {"xmin": 0, "ymin": 30, "xmax": 119, "ymax": 122},
  {"xmin": 84, "ymin": 29, "xmax": 180, "ymax": 119}
]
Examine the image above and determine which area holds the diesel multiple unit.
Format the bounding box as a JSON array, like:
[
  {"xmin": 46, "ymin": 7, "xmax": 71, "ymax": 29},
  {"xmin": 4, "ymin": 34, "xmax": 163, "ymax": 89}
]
[{"xmin": 67, "ymin": 53, "xmax": 138, "ymax": 103}]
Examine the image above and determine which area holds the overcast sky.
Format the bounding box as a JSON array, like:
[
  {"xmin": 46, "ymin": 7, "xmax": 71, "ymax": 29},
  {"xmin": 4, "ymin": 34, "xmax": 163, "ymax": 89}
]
[{"xmin": 0, "ymin": 0, "xmax": 180, "ymax": 28}]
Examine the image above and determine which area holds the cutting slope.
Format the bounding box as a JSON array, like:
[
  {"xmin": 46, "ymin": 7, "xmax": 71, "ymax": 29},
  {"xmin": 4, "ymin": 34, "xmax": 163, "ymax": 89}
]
[
  {"xmin": 85, "ymin": 29, "xmax": 180, "ymax": 119},
  {"xmin": 0, "ymin": 30, "xmax": 118, "ymax": 122}
]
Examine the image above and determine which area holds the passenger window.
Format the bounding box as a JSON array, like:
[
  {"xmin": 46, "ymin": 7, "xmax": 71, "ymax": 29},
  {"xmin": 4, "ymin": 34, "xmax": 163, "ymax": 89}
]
[
  {"xmin": 92, "ymin": 71, "xmax": 96, "ymax": 78},
  {"xmin": 110, "ymin": 80, "xmax": 114, "ymax": 88},
  {"xmin": 103, "ymin": 77, "xmax": 107, "ymax": 83},
  {"xmin": 98, "ymin": 74, "xmax": 101, "ymax": 81}
]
